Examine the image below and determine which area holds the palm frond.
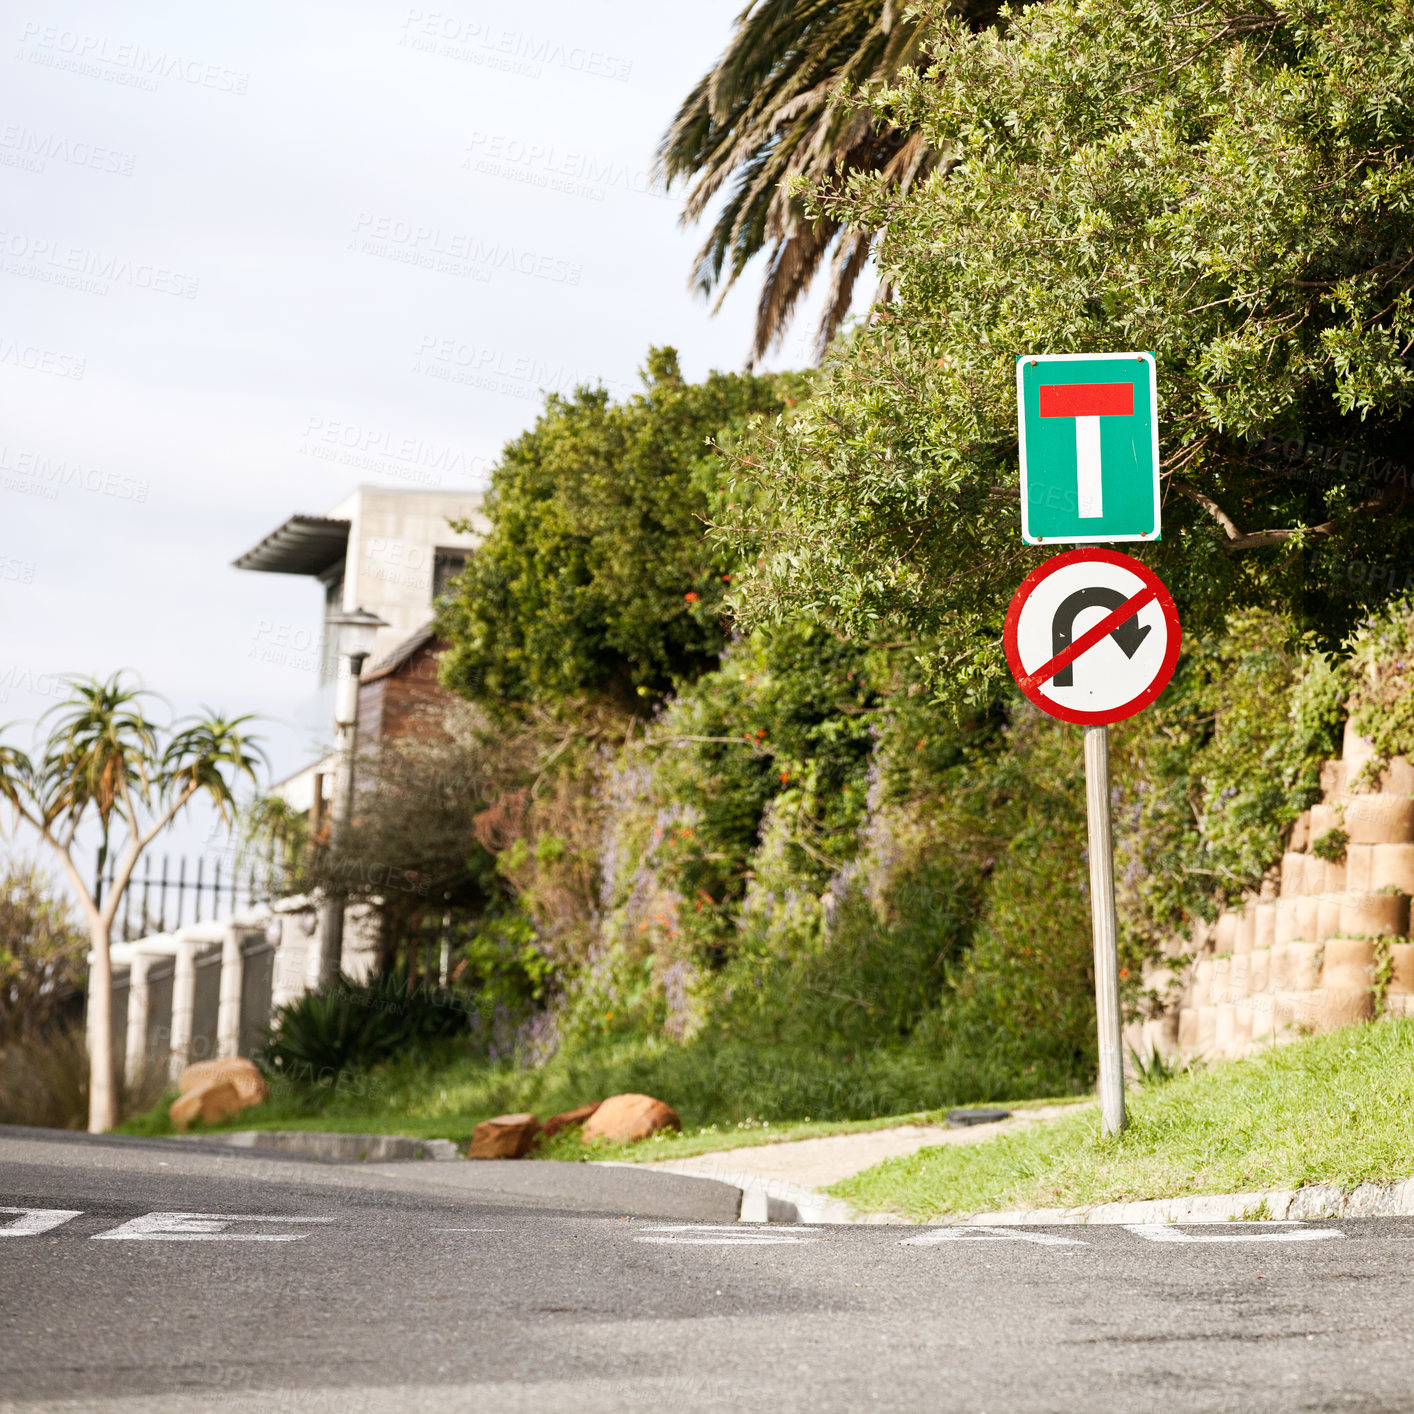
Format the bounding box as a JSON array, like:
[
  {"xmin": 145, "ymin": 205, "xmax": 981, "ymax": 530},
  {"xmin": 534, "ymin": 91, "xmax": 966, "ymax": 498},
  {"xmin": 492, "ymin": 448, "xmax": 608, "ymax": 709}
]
[{"xmin": 659, "ymin": 0, "xmax": 1000, "ymax": 361}]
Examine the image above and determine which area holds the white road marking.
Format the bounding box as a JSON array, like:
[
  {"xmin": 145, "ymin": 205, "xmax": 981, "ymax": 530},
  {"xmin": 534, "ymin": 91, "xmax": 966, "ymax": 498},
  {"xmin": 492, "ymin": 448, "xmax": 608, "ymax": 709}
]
[
  {"xmin": 0, "ymin": 1206, "xmax": 83, "ymax": 1237},
  {"xmin": 636, "ymin": 1224, "xmax": 821, "ymax": 1245},
  {"xmin": 1124, "ymin": 1222, "xmax": 1343, "ymax": 1244},
  {"xmin": 93, "ymin": 1212, "xmax": 337, "ymax": 1241},
  {"xmin": 901, "ymin": 1226, "xmax": 1084, "ymax": 1246}
]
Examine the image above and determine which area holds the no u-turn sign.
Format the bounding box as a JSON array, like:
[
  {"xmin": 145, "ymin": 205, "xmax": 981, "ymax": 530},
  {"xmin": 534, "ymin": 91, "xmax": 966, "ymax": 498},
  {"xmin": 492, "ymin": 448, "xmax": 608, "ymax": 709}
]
[{"xmin": 1003, "ymin": 549, "xmax": 1180, "ymax": 724}]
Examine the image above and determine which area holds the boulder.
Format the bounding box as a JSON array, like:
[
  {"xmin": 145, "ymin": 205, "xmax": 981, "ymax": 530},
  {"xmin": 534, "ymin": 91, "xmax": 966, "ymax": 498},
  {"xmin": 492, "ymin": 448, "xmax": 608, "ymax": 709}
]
[
  {"xmin": 580, "ymin": 1093, "xmax": 680, "ymax": 1145},
  {"xmin": 542, "ymin": 1102, "xmax": 601, "ymax": 1141},
  {"xmin": 468, "ymin": 1113, "xmax": 541, "ymax": 1159},
  {"xmin": 170, "ymin": 1079, "xmax": 247, "ymax": 1131},
  {"xmin": 169, "ymin": 1058, "xmax": 269, "ymax": 1131},
  {"xmin": 178, "ymin": 1058, "xmax": 268, "ymax": 1106}
]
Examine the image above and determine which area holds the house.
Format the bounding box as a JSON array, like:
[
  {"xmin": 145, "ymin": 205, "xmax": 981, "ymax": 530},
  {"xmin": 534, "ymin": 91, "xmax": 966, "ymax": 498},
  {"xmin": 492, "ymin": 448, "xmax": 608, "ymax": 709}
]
[
  {"xmin": 233, "ymin": 483, "xmax": 486, "ymax": 813},
  {"xmin": 87, "ymin": 486, "xmax": 490, "ymax": 1085}
]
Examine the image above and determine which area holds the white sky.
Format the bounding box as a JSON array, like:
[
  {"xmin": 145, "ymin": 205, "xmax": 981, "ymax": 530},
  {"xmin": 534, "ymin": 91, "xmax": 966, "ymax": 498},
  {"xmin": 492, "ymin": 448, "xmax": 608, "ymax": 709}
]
[{"xmin": 0, "ymin": 1, "xmax": 852, "ymax": 895}]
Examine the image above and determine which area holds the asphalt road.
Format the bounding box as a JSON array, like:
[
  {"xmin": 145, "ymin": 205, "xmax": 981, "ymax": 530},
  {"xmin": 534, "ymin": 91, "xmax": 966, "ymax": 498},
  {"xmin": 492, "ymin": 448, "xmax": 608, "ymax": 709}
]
[{"xmin": 3, "ymin": 1128, "xmax": 1413, "ymax": 1413}]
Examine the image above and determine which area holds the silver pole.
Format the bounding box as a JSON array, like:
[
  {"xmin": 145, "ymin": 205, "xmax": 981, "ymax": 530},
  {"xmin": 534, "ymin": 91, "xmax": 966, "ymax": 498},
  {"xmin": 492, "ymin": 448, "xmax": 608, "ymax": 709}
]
[{"xmin": 1083, "ymin": 724, "xmax": 1126, "ymax": 1136}]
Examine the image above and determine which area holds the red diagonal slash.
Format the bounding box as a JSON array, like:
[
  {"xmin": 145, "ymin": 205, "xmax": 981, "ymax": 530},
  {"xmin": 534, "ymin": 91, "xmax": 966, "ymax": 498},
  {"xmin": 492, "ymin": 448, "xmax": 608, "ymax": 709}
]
[{"xmin": 1018, "ymin": 584, "xmax": 1159, "ymax": 692}]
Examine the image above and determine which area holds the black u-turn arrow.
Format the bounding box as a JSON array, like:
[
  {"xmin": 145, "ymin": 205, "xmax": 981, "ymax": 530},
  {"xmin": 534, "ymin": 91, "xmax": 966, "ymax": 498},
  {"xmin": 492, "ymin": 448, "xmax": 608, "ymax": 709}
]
[{"xmin": 1051, "ymin": 588, "xmax": 1152, "ymax": 688}]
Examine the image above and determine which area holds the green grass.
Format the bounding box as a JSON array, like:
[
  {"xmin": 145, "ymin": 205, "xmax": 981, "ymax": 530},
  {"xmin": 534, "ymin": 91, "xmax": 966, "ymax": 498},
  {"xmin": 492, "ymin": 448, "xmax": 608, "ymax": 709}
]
[
  {"xmin": 115, "ymin": 1031, "xmax": 1082, "ymax": 1158},
  {"xmin": 830, "ymin": 1019, "xmax": 1414, "ymax": 1221}
]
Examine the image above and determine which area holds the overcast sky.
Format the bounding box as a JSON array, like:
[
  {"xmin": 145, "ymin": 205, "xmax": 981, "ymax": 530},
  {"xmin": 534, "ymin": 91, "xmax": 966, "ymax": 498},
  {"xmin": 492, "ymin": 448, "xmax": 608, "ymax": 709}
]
[{"xmin": 1, "ymin": 1, "xmax": 850, "ymax": 889}]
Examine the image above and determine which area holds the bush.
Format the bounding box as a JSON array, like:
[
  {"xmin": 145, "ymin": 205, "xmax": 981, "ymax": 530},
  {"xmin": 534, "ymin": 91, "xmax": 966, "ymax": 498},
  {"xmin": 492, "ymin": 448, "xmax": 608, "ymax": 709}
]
[
  {"xmin": 0, "ymin": 1024, "xmax": 169, "ymax": 1129},
  {"xmin": 0, "ymin": 860, "xmax": 85, "ymax": 1046},
  {"xmin": 259, "ymin": 973, "xmax": 482, "ymax": 1082}
]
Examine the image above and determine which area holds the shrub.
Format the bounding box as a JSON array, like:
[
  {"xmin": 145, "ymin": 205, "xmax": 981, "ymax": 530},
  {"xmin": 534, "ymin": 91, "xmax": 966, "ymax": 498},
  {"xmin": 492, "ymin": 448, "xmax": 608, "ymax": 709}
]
[
  {"xmin": 0, "ymin": 860, "xmax": 85, "ymax": 1046},
  {"xmin": 260, "ymin": 973, "xmax": 482, "ymax": 1082}
]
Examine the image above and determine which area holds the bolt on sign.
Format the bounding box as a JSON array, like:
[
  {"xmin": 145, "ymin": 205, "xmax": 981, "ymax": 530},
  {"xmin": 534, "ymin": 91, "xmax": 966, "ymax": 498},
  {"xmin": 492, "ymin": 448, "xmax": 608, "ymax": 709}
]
[{"xmin": 1016, "ymin": 352, "xmax": 1161, "ymax": 544}]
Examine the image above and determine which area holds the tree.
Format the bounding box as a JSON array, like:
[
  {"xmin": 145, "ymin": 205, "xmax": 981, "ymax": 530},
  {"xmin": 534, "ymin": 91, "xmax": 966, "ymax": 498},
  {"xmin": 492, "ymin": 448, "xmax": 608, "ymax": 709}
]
[
  {"xmin": 0, "ymin": 675, "xmax": 263, "ymax": 1131},
  {"xmin": 293, "ymin": 700, "xmax": 504, "ymax": 974},
  {"xmin": 722, "ymin": 0, "xmax": 1414, "ymax": 706},
  {"xmin": 0, "ymin": 861, "xmax": 85, "ymax": 1046},
  {"xmin": 437, "ymin": 347, "xmax": 802, "ymax": 708},
  {"xmin": 658, "ymin": 0, "xmax": 1000, "ymax": 361}
]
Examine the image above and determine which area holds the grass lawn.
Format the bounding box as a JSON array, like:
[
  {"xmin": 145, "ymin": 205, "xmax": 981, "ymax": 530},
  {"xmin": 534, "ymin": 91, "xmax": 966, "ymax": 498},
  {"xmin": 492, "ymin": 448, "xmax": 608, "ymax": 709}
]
[
  {"xmin": 830, "ymin": 1019, "xmax": 1414, "ymax": 1221},
  {"xmin": 116, "ymin": 1029, "xmax": 1082, "ymax": 1165}
]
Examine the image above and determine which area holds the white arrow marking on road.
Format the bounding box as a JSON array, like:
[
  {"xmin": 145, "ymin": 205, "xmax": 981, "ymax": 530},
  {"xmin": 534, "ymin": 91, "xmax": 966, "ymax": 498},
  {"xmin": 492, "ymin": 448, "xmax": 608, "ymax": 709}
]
[
  {"xmin": 636, "ymin": 1224, "xmax": 820, "ymax": 1245},
  {"xmin": 0, "ymin": 1206, "xmax": 83, "ymax": 1237},
  {"xmin": 900, "ymin": 1226, "xmax": 1084, "ymax": 1246},
  {"xmin": 93, "ymin": 1212, "xmax": 337, "ymax": 1241},
  {"xmin": 1124, "ymin": 1223, "xmax": 1343, "ymax": 1244}
]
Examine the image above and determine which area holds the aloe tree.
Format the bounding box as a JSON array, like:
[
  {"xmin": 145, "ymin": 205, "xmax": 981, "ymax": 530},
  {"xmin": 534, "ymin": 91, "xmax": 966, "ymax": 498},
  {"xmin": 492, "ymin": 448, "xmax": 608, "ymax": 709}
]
[{"xmin": 0, "ymin": 674, "xmax": 263, "ymax": 1131}]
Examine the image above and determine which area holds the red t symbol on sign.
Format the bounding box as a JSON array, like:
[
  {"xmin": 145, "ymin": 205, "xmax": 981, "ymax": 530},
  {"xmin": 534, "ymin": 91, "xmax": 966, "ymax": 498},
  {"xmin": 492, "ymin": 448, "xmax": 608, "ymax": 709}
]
[{"xmin": 1038, "ymin": 382, "xmax": 1134, "ymax": 519}]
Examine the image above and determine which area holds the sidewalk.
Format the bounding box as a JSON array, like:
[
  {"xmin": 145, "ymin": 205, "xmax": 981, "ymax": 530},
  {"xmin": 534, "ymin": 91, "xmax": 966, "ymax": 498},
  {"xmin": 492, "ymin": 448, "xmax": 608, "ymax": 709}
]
[{"xmin": 636, "ymin": 1105, "xmax": 1080, "ymax": 1221}]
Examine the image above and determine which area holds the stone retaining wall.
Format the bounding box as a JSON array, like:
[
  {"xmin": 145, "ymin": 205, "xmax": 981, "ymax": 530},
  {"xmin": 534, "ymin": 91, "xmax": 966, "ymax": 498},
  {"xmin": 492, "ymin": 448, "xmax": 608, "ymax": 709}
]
[{"xmin": 1135, "ymin": 721, "xmax": 1414, "ymax": 1064}]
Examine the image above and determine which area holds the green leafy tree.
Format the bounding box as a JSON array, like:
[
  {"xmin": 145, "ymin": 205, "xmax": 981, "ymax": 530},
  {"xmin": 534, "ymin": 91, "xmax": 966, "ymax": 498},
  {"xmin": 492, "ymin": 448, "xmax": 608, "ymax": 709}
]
[
  {"xmin": 723, "ymin": 0, "xmax": 1414, "ymax": 705},
  {"xmin": 438, "ymin": 347, "xmax": 802, "ymax": 708},
  {"xmin": 0, "ymin": 861, "xmax": 85, "ymax": 1046},
  {"xmin": 0, "ymin": 676, "xmax": 263, "ymax": 1131}
]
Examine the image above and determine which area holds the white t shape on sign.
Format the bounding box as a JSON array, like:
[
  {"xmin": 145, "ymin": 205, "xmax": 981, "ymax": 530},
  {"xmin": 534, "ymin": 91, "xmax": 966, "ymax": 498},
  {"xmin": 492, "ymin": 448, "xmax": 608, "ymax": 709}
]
[{"xmin": 1038, "ymin": 381, "xmax": 1135, "ymax": 519}]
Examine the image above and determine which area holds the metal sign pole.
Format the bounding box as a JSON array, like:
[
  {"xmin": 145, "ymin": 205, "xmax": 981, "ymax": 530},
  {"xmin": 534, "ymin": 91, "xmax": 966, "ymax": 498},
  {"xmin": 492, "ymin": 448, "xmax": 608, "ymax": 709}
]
[{"xmin": 1083, "ymin": 724, "xmax": 1126, "ymax": 1136}]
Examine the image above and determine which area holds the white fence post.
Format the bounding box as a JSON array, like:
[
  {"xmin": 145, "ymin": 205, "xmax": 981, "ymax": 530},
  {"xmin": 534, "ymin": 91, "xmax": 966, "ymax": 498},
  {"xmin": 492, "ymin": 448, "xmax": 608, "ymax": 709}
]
[{"xmin": 217, "ymin": 926, "xmax": 244, "ymax": 1060}]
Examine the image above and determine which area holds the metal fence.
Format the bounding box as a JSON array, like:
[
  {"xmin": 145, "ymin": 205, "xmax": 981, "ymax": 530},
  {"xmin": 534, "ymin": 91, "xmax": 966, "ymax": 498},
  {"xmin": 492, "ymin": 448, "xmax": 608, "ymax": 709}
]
[{"xmin": 94, "ymin": 852, "xmax": 274, "ymax": 942}]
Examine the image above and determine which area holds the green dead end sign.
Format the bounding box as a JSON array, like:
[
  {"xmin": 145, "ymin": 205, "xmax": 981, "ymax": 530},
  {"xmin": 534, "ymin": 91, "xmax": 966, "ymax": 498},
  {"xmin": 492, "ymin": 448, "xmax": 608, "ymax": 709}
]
[{"xmin": 1016, "ymin": 352, "xmax": 1160, "ymax": 545}]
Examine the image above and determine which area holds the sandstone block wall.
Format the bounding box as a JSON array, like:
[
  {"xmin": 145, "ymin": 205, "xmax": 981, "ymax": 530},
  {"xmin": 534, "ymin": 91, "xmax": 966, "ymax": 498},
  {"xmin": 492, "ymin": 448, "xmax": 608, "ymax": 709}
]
[{"xmin": 1136, "ymin": 722, "xmax": 1414, "ymax": 1065}]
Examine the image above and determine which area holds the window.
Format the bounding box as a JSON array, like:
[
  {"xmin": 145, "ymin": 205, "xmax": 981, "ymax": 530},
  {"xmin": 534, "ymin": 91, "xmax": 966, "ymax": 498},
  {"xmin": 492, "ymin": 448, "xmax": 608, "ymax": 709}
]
[{"xmin": 432, "ymin": 547, "xmax": 468, "ymax": 602}]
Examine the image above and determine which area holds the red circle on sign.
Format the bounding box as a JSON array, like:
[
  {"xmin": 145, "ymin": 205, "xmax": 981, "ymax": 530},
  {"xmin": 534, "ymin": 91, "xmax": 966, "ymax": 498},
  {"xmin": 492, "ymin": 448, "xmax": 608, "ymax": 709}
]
[{"xmin": 1003, "ymin": 548, "xmax": 1181, "ymax": 725}]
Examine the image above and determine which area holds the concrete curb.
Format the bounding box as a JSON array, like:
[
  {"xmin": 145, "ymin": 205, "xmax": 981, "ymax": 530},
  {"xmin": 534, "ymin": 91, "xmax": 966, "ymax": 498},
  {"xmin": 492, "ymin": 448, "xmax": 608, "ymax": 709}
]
[
  {"xmin": 175, "ymin": 1130, "xmax": 462, "ymax": 1162},
  {"xmin": 947, "ymin": 1177, "xmax": 1414, "ymax": 1226},
  {"xmin": 631, "ymin": 1166, "xmax": 872, "ymax": 1224}
]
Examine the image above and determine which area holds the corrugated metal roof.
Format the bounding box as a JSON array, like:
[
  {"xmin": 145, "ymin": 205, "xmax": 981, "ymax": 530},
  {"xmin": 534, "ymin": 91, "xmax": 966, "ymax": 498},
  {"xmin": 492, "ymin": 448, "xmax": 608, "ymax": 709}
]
[{"xmin": 232, "ymin": 515, "xmax": 350, "ymax": 576}]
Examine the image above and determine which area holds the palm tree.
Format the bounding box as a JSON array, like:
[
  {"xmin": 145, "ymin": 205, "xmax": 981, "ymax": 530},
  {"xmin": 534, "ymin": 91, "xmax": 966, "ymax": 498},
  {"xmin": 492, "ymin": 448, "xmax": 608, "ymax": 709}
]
[
  {"xmin": 658, "ymin": 0, "xmax": 1000, "ymax": 363},
  {"xmin": 0, "ymin": 674, "xmax": 263, "ymax": 1131}
]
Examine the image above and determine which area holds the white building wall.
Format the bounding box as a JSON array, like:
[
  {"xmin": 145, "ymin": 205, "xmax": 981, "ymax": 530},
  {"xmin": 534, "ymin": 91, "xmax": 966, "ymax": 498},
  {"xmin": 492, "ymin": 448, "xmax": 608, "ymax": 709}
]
[{"xmin": 327, "ymin": 486, "xmax": 488, "ymax": 658}]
